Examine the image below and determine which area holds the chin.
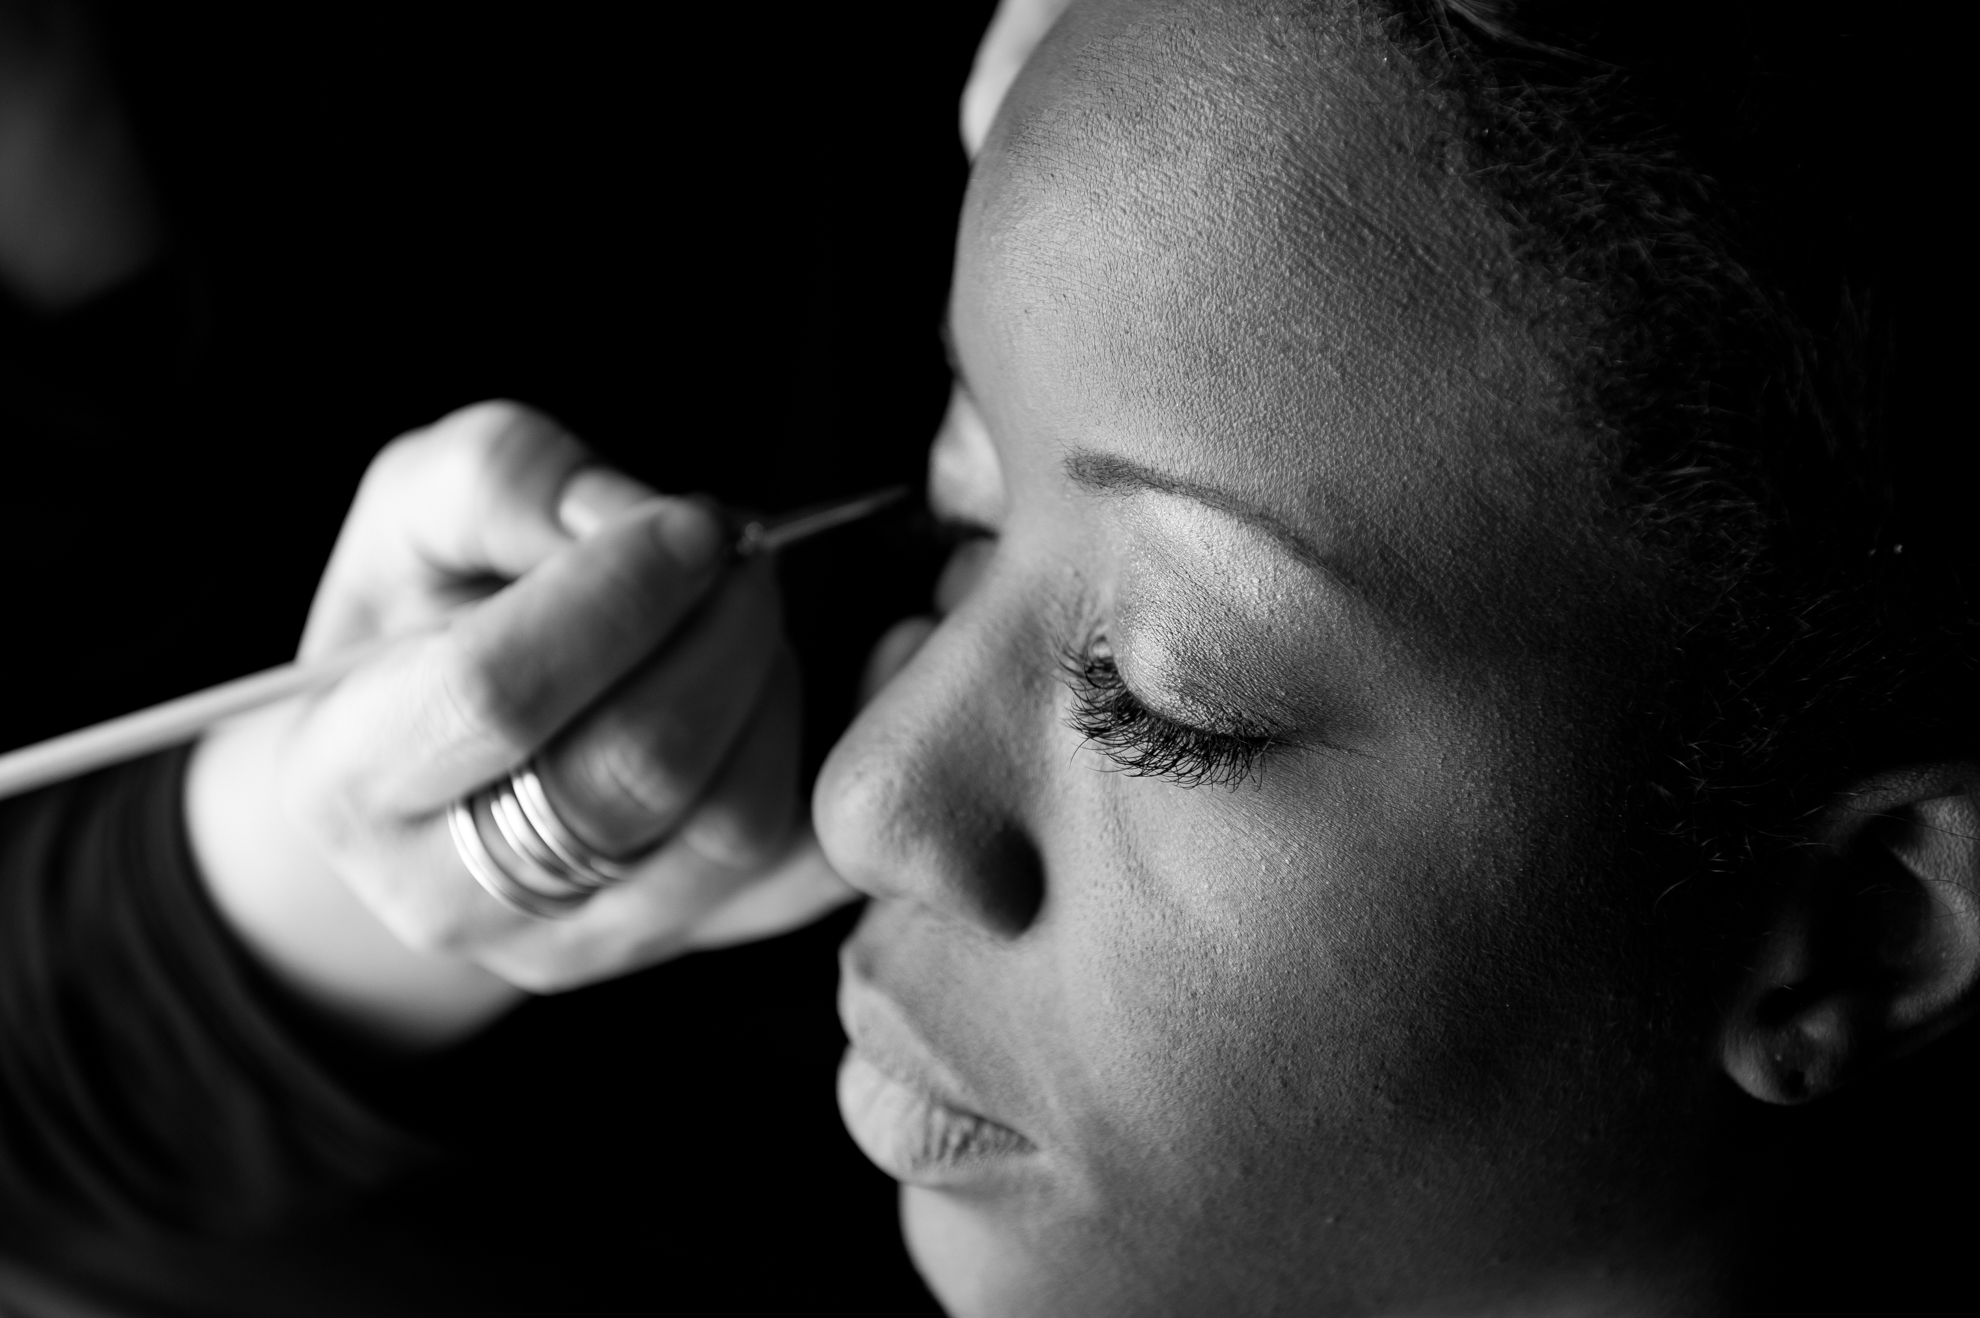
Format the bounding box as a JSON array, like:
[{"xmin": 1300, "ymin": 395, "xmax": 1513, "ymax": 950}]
[{"xmin": 901, "ymin": 1185, "xmax": 1052, "ymax": 1318}]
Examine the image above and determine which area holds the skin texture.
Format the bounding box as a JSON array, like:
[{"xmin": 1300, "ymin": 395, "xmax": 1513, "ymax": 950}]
[{"xmin": 816, "ymin": 3, "xmax": 1733, "ymax": 1313}]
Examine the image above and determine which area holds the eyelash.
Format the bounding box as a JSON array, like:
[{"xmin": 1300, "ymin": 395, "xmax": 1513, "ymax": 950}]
[{"xmin": 1060, "ymin": 635, "xmax": 1280, "ymax": 788}]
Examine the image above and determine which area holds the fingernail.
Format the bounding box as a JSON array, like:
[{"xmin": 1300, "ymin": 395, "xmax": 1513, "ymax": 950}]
[
  {"xmin": 657, "ymin": 498, "xmax": 725, "ymax": 571},
  {"xmin": 558, "ymin": 467, "xmax": 658, "ymax": 539}
]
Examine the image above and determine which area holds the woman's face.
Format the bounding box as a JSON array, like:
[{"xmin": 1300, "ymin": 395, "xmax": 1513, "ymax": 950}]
[{"xmin": 817, "ymin": 3, "xmax": 1724, "ymax": 1313}]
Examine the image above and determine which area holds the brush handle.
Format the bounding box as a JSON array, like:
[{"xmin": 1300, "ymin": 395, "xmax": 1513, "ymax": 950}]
[
  {"xmin": 0, "ymin": 485, "xmax": 907, "ymax": 801},
  {"xmin": 0, "ymin": 630, "xmax": 414, "ymax": 799}
]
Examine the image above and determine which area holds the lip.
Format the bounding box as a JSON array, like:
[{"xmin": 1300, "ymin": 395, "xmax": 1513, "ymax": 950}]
[{"xmin": 837, "ymin": 968, "xmax": 1035, "ymax": 1189}]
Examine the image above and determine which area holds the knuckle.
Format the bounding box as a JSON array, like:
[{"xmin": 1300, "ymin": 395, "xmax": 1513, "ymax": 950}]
[
  {"xmin": 436, "ymin": 399, "xmax": 539, "ymax": 451},
  {"xmin": 365, "ymin": 400, "xmax": 579, "ymax": 496},
  {"xmin": 367, "ymin": 428, "xmax": 428, "ymax": 482},
  {"xmin": 348, "ymin": 430, "xmax": 432, "ymax": 524},
  {"xmin": 372, "ymin": 402, "xmax": 578, "ymax": 518},
  {"xmin": 448, "ymin": 400, "xmax": 584, "ymax": 483}
]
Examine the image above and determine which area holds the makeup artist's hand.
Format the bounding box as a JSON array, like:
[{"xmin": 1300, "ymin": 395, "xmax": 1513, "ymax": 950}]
[{"xmin": 186, "ymin": 402, "xmax": 856, "ymax": 1046}]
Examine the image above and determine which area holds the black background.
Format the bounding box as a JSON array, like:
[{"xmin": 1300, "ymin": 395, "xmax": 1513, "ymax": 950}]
[{"xmin": 3, "ymin": 1, "xmax": 991, "ymax": 1311}]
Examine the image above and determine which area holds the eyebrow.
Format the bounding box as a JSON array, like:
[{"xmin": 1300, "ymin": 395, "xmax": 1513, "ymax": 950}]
[{"xmin": 1064, "ymin": 449, "xmax": 1381, "ymax": 612}]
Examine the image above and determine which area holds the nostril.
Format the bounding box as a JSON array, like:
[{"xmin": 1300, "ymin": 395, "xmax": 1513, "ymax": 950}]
[
  {"xmin": 814, "ymin": 738, "xmax": 1046, "ymax": 938},
  {"xmin": 971, "ymin": 824, "xmax": 1045, "ymax": 936}
]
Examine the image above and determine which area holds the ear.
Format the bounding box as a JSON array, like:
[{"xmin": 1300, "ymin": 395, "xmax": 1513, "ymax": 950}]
[{"xmin": 1720, "ymin": 767, "xmax": 1980, "ymax": 1104}]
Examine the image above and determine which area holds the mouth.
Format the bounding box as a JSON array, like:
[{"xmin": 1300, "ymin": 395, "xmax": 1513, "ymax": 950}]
[{"xmin": 837, "ymin": 973, "xmax": 1035, "ymax": 1189}]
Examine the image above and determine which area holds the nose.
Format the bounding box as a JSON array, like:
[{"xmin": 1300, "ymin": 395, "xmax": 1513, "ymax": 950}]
[{"xmin": 813, "ymin": 600, "xmax": 1046, "ymax": 938}]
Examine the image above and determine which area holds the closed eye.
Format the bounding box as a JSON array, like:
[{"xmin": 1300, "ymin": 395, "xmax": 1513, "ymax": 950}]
[{"xmin": 1060, "ymin": 635, "xmax": 1280, "ymax": 788}]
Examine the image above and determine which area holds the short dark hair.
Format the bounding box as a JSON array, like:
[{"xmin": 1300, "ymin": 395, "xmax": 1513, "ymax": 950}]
[
  {"xmin": 1377, "ymin": 0, "xmax": 1971, "ymax": 870},
  {"xmin": 1366, "ymin": 8, "xmax": 1970, "ymax": 1304}
]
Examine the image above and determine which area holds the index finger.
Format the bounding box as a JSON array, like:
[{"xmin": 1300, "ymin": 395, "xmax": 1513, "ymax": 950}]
[
  {"xmin": 290, "ymin": 496, "xmax": 730, "ymax": 816},
  {"xmin": 302, "ymin": 402, "xmax": 657, "ymax": 656}
]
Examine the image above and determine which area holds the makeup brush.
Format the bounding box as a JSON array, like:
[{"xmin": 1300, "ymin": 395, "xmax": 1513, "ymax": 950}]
[{"xmin": 0, "ymin": 486, "xmax": 907, "ymax": 801}]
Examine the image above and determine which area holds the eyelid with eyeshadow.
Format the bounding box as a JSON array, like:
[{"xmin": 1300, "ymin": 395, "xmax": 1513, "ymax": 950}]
[{"xmin": 1060, "ymin": 633, "xmax": 1284, "ymax": 788}]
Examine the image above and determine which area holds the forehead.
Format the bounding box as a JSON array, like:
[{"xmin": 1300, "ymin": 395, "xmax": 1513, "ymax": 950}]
[{"xmin": 954, "ymin": 0, "xmax": 1594, "ymax": 627}]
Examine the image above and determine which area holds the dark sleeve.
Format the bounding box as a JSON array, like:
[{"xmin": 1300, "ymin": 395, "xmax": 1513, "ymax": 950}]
[{"xmin": 0, "ymin": 747, "xmax": 425, "ymax": 1243}]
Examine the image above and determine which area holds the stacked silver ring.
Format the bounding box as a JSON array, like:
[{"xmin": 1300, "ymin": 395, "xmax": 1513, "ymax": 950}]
[{"xmin": 448, "ymin": 763, "xmax": 632, "ymax": 919}]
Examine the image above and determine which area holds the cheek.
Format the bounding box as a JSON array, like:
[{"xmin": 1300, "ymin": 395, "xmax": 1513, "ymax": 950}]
[{"xmin": 1033, "ymin": 730, "xmax": 1616, "ymax": 1224}]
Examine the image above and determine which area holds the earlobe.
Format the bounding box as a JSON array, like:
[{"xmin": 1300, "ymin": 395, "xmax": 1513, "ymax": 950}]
[{"xmin": 1719, "ymin": 771, "xmax": 1980, "ymax": 1105}]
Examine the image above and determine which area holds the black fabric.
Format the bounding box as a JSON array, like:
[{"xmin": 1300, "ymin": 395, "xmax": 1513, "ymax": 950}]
[{"xmin": 0, "ymin": 748, "xmax": 421, "ymax": 1245}]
